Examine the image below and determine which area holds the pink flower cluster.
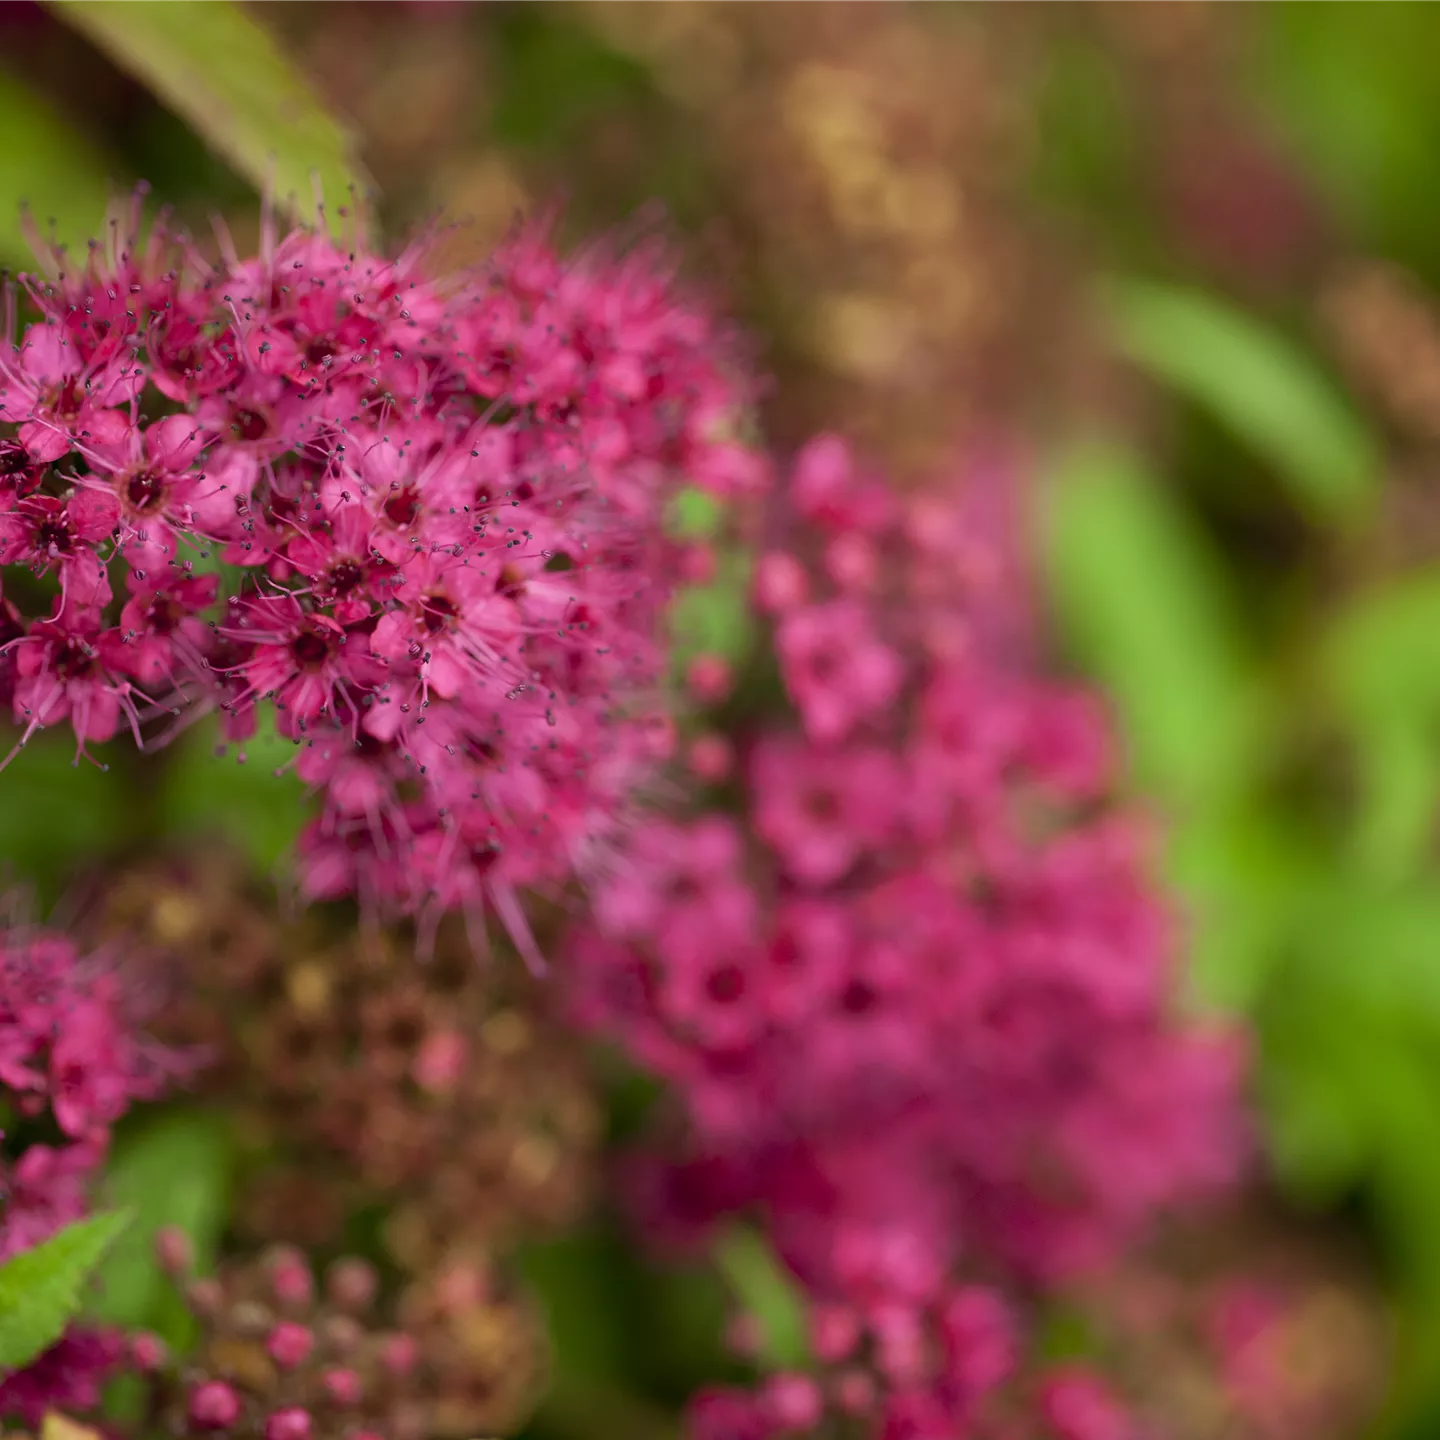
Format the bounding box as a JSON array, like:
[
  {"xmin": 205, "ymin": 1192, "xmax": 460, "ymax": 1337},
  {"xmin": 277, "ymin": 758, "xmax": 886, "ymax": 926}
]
[
  {"xmin": 0, "ymin": 917, "xmax": 184, "ymax": 1427},
  {"xmin": 0, "ymin": 1329, "xmax": 124, "ymax": 1429},
  {"xmin": 0, "ymin": 195, "xmax": 760, "ymax": 941},
  {"xmin": 570, "ymin": 437, "xmax": 1245, "ymax": 1438}
]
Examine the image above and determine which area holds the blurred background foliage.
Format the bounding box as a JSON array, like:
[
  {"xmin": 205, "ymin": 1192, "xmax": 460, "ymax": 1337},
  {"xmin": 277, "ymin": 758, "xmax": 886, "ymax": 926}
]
[{"xmin": 9, "ymin": 1, "xmax": 1440, "ymax": 1436}]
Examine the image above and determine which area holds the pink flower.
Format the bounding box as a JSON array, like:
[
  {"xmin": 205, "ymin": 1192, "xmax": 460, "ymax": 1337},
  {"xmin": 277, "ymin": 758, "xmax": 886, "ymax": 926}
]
[
  {"xmin": 0, "ymin": 1328, "xmax": 124, "ymax": 1426},
  {"xmin": 776, "ymin": 600, "xmax": 903, "ymax": 743},
  {"xmin": 689, "ymin": 1388, "xmax": 769, "ymax": 1440},
  {"xmin": 1039, "ymin": 1369, "xmax": 1136, "ymax": 1440},
  {"xmin": 82, "ymin": 412, "xmax": 210, "ymax": 572},
  {"xmin": 0, "ymin": 318, "xmax": 141, "ymax": 462},
  {"xmin": 0, "ymin": 1141, "xmax": 97, "ymax": 1259},
  {"xmin": 6, "ymin": 609, "xmax": 140, "ymax": 762},
  {"xmin": 0, "ymin": 915, "xmax": 185, "ymax": 1428},
  {"xmin": 0, "ymin": 490, "xmax": 118, "ymax": 596},
  {"xmin": 48, "ymin": 991, "xmax": 136, "ymax": 1140},
  {"xmin": 116, "ymin": 572, "xmax": 220, "ymax": 687},
  {"xmin": 750, "ymin": 736, "xmax": 897, "ymax": 886},
  {"xmin": 226, "ymin": 595, "xmax": 382, "ymax": 734}
]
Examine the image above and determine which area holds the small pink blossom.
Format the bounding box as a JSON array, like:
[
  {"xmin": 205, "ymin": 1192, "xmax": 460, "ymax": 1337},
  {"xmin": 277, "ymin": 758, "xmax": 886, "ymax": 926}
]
[{"xmin": 776, "ymin": 600, "xmax": 903, "ymax": 743}]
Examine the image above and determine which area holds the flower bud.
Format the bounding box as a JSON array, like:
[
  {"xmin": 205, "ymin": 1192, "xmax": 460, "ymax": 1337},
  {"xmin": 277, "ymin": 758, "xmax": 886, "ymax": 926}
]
[
  {"xmin": 322, "ymin": 1367, "xmax": 363, "ymax": 1406},
  {"xmin": 155, "ymin": 1225, "xmax": 193, "ymax": 1275},
  {"xmin": 326, "ymin": 1257, "xmax": 378, "ymax": 1313},
  {"xmin": 686, "ymin": 653, "xmax": 733, "ymax": 706},
  {"xmin": 263, "ymin": 1407, "xmax": 312, "ymax": 1440},
  {"xmin": 379, "ymin": 1332, "xmax": 419, "ymax": 1377},
  {"xmin": 265, "ymin": 1320, "xmax": 314, "ymax": 1370},
  {"xmin": 755, "ymin": 551, "xmax": 808, "ymax": 613},
  {"xmin": 189, "ymin": 1379, "xmax": 242, "ymax": 1431},
  {"xmin": 129, "ymin": 1330, "xmax": 167, "ymax": 1372}
]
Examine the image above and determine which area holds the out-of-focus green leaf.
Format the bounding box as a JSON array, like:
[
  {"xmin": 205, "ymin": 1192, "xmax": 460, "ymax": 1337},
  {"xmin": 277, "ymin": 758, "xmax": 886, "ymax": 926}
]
[
  {"xmin": 1259, "ymin": 873, "xmax": 1440, "ymax": 1201},
  {"xmin": 1349, "ymin": 728, "xmax": 1439, "ymax": 885},
  {"xmin": 639, "ymin": 1259, "xmax": 733, "ymax": 1400},
  {"xmin": 1039, "ymin": 442, "xmax": 1262, "ymax": 813},
  {"xmin": 46, "ymin": 0, "xmax": 370, "ymax": 235},
  {"xmin": 1259, "ymin": 942, "xmax": 1382, "ymax": 1202},
  {"xmin": 0, "ymin": 1210, "xmax": 132, "ymax": 1372},
  {"xmin": 1167, "ymin": 806, "xmax": 1317, "ymax": 1014},
  {"xmin": 0, "ymin": 71, "xmax": 119, "ymax": 267},
  {"xmin": 490, "ymin": 7, "xmax": 651, "ymax": 156},
  {"xmin": 158, "ymin": 715, "xmax": 305, "ymax": 874},
  {"xmin": 0, "ymin": 729, "xmax": 131, "ymax": 897},
  {"xmin": 1327, "ymin": 572, "xmax": 1440, "ymax": 720},
  {"xmin": 1261, "ymin": 864, "xmax": 1440, "ymax": 1428},
  {"xmin": 667, "ymin": 487, "xmax": 725, "ymax": 542},
  {"xmin": 518, "ymin": 1229, "xmax": 638, "ymax": 1383},
  {"xmin": 533, "ymin": 1377, "xmax": 678, "ymax": 1440},
  {"xmin": 1251, "ymin": 5, "xmax": 1440, "ymax": 269},
  {"xmin": 1104, "ymin": 279, "xmax": 1378, "ymax": 519},
  {"xmin": 671, "ymin": 550, "xmax": 754, "ymax": 673},
  {"xmin": 1035, "ymin": 1303, "xmax": 1099, "ymax": 1367},
  {"xmin": 1306, "ymin": 881, "xmax": 1440, "ymax": 1018},
  {"xmin": 517, "ymin": 1224, "xmax": 720, "ymax": 1438},
  {"xmin": 1324, "ymin": 571, "xmax": 1440, "ymax": 880},
  {"xmin": 712, "ymin": 1227, "xmax": 810, "ymax": 1371},
  {"xmin": 92, "ymin": 1109, "xmax": 232, "ymax": 1350},
  {"xmin": 1345, "ymin": 1039, "xmax": 1440, "ymax": 1425},
  {"xmin": 667, "ymin": 485, "xmax": 755, "ymax": 676}
]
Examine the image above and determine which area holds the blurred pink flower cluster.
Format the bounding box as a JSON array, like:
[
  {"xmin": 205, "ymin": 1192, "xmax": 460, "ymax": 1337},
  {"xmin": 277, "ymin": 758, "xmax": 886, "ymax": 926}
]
[
  {"xmin": 571, "ymin": 436, "xmax": 1246, "ymax": 1439},
  {"xmin": 0, "ymin": 917, "xmax": 187, "ymax": 1425},
  {"xmin": 0, "ymin": 195, "xmax": 760, "ymax": 944}
]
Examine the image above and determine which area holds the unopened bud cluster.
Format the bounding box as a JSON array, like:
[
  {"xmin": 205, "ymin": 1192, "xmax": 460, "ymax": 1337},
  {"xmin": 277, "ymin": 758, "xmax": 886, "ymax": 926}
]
[{"xmin": 140, "ymin": 1236, "xmax": 543, "ymax": 1439}]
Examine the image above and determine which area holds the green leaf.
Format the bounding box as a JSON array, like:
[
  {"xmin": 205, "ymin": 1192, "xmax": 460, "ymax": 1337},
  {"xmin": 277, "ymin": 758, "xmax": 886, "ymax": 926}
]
[
  {"xmin": 1039, "ymin": 441, "xmax": 1262, "ymax": 813},
  {"xmin": 0, "ymin": 71, "xmax": 120, "ymax": 268},
  {"xmin": 667, "ymin": 487, "xmax": 725, "ymax": 542},
  {"xmin": 0, "ymin": 1210, "xmax": 132, "ymax": 1373},
  {"xmin": 671, "ymin": 549, "xmax": 755, "ymax": 672},
  {"xmin": 517, "ymin": 1228, "xmax": 637, "ymax": 1383},
  {"xmin": 91, "ymin": 1109, "xmax": 232, "ymax": 1350},
  {"xmin": 1250, "ymin": 5, "xmax": 1440, "ymax": 268},
  {"xmin": 0, "ymin": 729, "xmax": 131, "ymax": 899},
  {"xmin": 45, "ymin": 0, "xmax": 371, "ymax": 236},
  {"xmin": 1167, "ymin": 805, "xmax": 1317, "ymax": 1014},
  {"xmin": 158, "ymin": 714, "xmax": 306, "ymax": 874},
  {"xmin": 1257, "ymin": 874, "xmax": 1440, "ymax": 1200},
  {"xmin": 1103, "ymin": 278, "xmax": 1378, "ymax": 519},
  {"xmin": 1326, "ymin": 572, "xmax": 1440, "ymax": 720},
  {"xmin": 712, "ymin": 1226, "xmax": 810, "ymax": 1371},
  {"xmin": 1258, "ymin": 958, "xmax": 1378, "ymax": 1201},
  {"xmin": 1258, "ymin": 907, "xmax": 1440, "ymax": 1427},
  {"xmin": 534, "ymin": 1377, "xmax": 678, "ymax": 1440},
  {"xmin": 1324, "ymin": 571, "xmax": 1440, "ymax": 880}
]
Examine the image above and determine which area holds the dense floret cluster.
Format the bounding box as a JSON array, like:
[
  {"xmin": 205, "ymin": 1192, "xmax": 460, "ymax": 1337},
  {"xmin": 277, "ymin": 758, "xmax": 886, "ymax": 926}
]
[
  {"xmin": 0, "ymin": 916, "xmax": 186, "ymax": 1425},
  {"xmin": 0, "ymin": 195, "xmax": 760, "ymax": 945},
  {"xmin": 571, "ymin": 437, "xmax": 1245, "ymax": 1438}
]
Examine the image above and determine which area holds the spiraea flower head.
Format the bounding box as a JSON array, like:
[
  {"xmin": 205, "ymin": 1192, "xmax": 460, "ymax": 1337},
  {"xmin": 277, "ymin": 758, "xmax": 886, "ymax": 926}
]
[
  {"xmin": 0, "ymin": 911, "xmax": 188, "ymax": 1429},
  {"xmin": 569, "ymin": 436, "xmax": 1246, "ymax": 1438},
  {"xmin": 0, "ymin": 193, "xmax": 764, "ymax": 951}
]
